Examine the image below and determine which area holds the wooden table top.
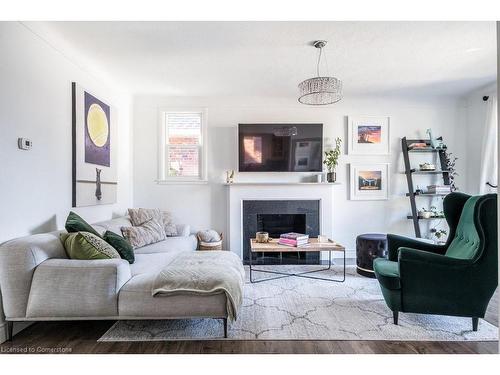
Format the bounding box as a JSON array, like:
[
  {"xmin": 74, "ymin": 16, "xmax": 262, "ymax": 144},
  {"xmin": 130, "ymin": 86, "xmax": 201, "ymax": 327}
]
[{"xmin": 250, "ymin": 238, "xmax": 345, "ymax": 253}]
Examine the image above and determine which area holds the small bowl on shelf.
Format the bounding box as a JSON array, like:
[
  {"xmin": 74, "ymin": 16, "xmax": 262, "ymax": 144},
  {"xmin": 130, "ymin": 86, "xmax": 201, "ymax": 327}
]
[
  {"xmin": 419, "ymin": 163, "xmax": 436, "ymax": 171},
  {"xmin": 418, "ymin": 210, "xmax": 433, "ymax": 219}
]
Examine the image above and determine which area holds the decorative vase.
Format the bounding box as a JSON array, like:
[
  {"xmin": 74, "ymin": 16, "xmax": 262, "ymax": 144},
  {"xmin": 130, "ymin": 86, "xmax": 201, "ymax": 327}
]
[
  {"xmin": 256, "ymin": 232, "xmax": 271, "ymax": 243},
  {"xmin": 419, "ymin": 211, "xmax": 432, "ymax": 219},
  {"xmin": 327, "ymin": 171, "xmax": 336, "ymax": 183}
]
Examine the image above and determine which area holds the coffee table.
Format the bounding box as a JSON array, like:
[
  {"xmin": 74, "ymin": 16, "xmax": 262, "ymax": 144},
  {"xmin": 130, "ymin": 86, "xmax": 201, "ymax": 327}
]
[{"xmin": 249, "ymin": 238, "xmax": 346, "ymax": 283}]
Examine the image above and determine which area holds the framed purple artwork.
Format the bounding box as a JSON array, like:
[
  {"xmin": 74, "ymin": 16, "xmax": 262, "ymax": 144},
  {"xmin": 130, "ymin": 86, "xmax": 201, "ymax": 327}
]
[
  {"xmin": 84, "ymin": 91, "xmax": 111, "ymax": 167},
  {"xmin": 72, "ymin": 82, "xmax": 117, "ymax": 207}
]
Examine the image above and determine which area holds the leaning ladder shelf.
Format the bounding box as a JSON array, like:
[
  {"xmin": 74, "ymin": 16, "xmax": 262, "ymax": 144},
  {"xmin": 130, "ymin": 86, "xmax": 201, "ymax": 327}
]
[{"xmin": 401, "ymin": 137, "xmax": 450, "ymax": 238}]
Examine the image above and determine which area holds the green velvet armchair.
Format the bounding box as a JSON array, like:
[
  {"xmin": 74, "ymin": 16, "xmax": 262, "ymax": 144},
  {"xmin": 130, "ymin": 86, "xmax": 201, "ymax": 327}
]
[{"xmin": 374, "ymin": 192, "xmax": 498, "ymax": 331}]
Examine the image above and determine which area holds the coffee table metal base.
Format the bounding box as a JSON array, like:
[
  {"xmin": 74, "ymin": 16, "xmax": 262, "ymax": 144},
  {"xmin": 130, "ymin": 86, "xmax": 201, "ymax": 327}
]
[{"xmin": 249, "ymin": 249, "xmax": 345, "ymax": 283}]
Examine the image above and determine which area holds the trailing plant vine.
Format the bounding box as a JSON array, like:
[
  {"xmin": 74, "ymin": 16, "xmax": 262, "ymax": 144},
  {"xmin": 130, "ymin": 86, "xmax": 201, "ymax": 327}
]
[{"xmin": 443, "ymin": 150, "xmax": 458, "ymax": 191}]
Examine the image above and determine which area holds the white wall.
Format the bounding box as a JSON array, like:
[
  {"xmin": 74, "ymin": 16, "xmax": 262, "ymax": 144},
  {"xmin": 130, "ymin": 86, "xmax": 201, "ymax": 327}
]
[
  {"xmin": 0, "ymin": 22, "xmax": 134, "ymax": 242},
  {"xmin": 497, "ymin": 20, "xmax": 499, "ymax": 347},
  {"xmin": 133, "ymin": 94, "xmax": 469, "ymax": 254},
  {"xmin": 0, "ymin": 22, "xmax": 133, "ymax": 341},
  {"xmin": 463, "ymin": 83, "xmax": 497, "ymax": 194}
]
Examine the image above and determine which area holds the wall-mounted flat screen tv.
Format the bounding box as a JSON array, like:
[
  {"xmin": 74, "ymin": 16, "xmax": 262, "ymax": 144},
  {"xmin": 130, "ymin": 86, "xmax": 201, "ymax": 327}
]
[{"xmin": 238, "ymin": 124, "xmax": 323, "ymax": 172}]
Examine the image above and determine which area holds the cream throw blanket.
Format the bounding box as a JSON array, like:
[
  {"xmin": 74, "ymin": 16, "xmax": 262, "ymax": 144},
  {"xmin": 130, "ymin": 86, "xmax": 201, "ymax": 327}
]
[{"xmin": 151, "ymin": 251, "xmax": 245, "ymax": 321}]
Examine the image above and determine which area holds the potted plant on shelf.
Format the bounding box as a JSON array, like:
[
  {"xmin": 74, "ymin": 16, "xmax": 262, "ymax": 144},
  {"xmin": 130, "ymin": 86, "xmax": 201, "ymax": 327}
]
[
  {"xmin": 430, "ymin": 228, "xmax": 447, "ymax": 244},
  {"xmin": 429, "ymin": 206, "xmax": 444, "ymax": 218},
  {"xmin": 324, "ymin": 137, "xmax": 342, "ymax": 183}
]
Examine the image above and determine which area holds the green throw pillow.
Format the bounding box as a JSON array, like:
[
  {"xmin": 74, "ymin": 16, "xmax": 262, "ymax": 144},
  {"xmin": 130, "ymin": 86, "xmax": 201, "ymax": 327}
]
[
  {"xmin": 64, "ymin": 211, "xmax": 101, "ymax": 237},
  {"xmin": 60, "ymin": 231, "xmax": 120, "ymax": 260},
  {"xmin": 103, "ymin": 230, "xmax": 135, "ymax": 264}
]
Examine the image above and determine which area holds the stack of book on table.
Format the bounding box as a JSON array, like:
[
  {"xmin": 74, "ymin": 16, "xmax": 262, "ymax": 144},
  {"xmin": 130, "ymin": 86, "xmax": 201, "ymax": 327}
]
[
  {"xmin": 426, "ymin": 185, "xmax": 451, "ymax": 194},
  {"xmin": 278, "ymin": 232, "xmax": 310, "ymax": 247}
]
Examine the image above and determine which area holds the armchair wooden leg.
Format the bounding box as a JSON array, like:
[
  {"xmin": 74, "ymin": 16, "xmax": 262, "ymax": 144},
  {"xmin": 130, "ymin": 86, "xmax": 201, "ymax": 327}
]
[
  {"xmin": 223, "ymin": 318, "xmax": 228, "ymax": 338},
  {"xmin": 7, "ymin": 321, "xmax": 13, "ymax": 341},
  {"xmin": 472, "ymin": 317, "xmax": 479, "ymax": 331},
  {"xmin": 393, "ymin": 311, "xmax": 399, "ymax": 325}
]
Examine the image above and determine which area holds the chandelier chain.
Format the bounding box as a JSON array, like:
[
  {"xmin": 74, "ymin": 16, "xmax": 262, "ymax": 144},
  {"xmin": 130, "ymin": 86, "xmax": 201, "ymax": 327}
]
[
  {"xmin": 323, "ymin": 49, "xmax": 330, "ymax": 76},
  {"xmin": 316, "ymin": 47, "xmax": 322, "ymax": 77},
  {"xmin": 316, "ymin": 45, "xmax": 330, "ymax": 77}
]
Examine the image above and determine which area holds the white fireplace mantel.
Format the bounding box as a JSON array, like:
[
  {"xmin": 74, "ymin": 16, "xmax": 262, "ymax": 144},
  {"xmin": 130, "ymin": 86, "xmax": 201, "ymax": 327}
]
[
  {"xmin": 226, "ymin": 183, "xmax": 339, "ymax": 260},
  {"xmin": 224, "ymin": 182, "xmax": 340, "ymax": 186}
]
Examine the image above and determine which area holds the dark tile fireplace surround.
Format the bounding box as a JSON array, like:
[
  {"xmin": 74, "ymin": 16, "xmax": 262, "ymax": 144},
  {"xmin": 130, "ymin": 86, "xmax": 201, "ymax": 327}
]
[{"xmin": 242, "ymin": 200, "xmax": 320, "ymax": 265}]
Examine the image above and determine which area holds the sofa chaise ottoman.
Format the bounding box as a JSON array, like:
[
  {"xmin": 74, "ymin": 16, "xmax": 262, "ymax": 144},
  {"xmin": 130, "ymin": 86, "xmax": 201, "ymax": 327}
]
[{"xmin": 0, "ymin": 216, "xmax": 243, "ymax": 342}]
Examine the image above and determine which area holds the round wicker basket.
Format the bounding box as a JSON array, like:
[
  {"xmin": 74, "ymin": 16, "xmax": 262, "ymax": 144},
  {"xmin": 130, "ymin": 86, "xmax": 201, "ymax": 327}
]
[{"xmin": 197, "ymin": 233, "xmax": 223, "ymax": 251}]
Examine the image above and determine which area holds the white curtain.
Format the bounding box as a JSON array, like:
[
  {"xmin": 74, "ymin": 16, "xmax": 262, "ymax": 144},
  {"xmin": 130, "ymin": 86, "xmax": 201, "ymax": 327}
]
[{"xmin": 479, "ymin": 95, "xmax": 498, "ymax": 194}]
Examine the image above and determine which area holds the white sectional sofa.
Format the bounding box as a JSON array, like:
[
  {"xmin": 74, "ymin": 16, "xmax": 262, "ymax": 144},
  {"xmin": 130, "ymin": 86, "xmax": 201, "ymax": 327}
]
[{"xmin": 0, "ymin": 216, "xmax": 230, "ymax": 342}]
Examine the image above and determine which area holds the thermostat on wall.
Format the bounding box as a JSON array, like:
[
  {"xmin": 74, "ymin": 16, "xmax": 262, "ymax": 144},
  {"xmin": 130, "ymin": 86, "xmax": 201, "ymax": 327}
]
[{"xmin": 18, "ymin": 138, "xmax": 32, "ymax": 150}]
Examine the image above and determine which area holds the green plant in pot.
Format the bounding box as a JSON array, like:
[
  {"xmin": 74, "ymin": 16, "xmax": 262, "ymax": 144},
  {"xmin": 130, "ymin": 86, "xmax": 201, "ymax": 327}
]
[
  {"xmin": 429, "ymin": 206, "xmax": 444, "ymax": 218},
  {"xmin": 324, "ymin": 137, "xmax": 342, "ymax": 183},
  {"xmin": 430, "ymin": 228, "xmax": 447, "ymax": 244}
]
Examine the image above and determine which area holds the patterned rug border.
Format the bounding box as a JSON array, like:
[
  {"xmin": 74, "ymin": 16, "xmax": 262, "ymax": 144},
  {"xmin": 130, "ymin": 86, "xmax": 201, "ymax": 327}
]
[{"xmin": 98, "ymin": 326, "xmax": 499, "ymax": 342}]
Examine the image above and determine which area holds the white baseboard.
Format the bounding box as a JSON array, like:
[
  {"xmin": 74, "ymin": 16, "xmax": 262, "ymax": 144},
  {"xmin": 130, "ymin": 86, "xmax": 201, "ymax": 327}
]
[
  {"xmin": 0, "ymin": 321, "xmax": 33, "ymax": 344},
  {"xmin": 345, "ymin": 250, "xmax": 356, "ymax": 259},
  {"xmin": 321, "ymin": 249, "xmax": 356, "ymax": 261}
]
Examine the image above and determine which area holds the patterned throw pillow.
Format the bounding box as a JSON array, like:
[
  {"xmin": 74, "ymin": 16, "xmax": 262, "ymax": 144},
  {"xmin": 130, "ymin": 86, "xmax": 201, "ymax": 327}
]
[
  {"xmin": 121, "ymin": 218, "xmax": 166, "ymax": 249},
  {"xmin": 128, "ymin": 208, "xmax": 178, "ymax": 237},
  {"xmin": 161, "ymin": 211, "xmax": 178, "ymax": 236},
  {"xmin": 128, "ymin": 208, "xmax": 159, "ymax": 226},
  {"xmin": 60, "ymin": 231, "xmax": 120, "ymax": 260}
]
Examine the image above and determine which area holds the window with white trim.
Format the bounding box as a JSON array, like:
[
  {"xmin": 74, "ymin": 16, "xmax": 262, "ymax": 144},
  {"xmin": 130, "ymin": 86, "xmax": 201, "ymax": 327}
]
[{"xmin": 159, "ymin": 109, "xmax": 207, "ymax": 182}]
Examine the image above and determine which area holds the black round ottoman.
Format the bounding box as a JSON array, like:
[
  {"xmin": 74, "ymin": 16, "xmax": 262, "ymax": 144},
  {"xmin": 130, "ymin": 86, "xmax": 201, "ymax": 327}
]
[{"xmin": 356, "ymin": 233, "xmax": 388, "ymax": 278}]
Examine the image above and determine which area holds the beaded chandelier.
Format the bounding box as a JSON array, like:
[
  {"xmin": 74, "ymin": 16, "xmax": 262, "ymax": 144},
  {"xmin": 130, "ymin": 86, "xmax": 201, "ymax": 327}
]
[{"xmin": 298, "ymin": 40, "xmax": 343, "ymax": 105}]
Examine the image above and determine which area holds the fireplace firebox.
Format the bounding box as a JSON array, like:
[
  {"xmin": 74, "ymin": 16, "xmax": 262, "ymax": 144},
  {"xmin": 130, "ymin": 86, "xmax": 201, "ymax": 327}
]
[{"xmin": 242, "ymin": 200, "xmax": 320, "ymax": 265}]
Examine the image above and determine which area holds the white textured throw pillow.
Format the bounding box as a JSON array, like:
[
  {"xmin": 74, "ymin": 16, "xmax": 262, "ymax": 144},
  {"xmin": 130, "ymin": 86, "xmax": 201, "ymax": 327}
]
[
  {"xmin": 127, "ymin": 208, "xmax": 178, "ymax": 237},
  {"xmin": 121, "ymin": 218, "xmax": 166, "ymax": 249},
  {"xmin": 197, "ymin": 229, "xmax": 221, "ymax": 242},
  {"xmin": 161, "ymin": 211, "xmax": 178, "ymax": 236},
  {"xmin": 128, "ymin": 208, "xmax": 160, "ymax": 226}
]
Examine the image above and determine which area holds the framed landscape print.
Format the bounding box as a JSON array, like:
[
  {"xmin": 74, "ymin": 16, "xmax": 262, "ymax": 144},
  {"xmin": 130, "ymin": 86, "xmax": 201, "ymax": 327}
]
[
  {"xmin": 72, "ymin": 82, "xmax": 117, "ymax": 207},
  {"xmin": 350, "ymin": 163, "xmax": 389, "ymax": 200},
  {"xmin": 348, "ymin": 116, "xmax": 390, "ymax": 155}
]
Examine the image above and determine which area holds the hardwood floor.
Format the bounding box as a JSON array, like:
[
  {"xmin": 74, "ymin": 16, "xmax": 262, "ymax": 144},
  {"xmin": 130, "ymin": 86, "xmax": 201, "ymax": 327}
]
[
  {"xmin": 1, "ymin": 279, "xmax": 498, "ymax": 354},
  {"xmin": 0, "ymin": 316, "xmax": 497, "ymax": 354}
]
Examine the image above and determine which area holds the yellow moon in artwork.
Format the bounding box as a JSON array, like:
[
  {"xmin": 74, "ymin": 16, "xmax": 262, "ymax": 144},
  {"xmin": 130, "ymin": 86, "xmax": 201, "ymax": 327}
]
[{"xmin": 87, "ymin": 103, "xmax": 109, "ymax": 147}]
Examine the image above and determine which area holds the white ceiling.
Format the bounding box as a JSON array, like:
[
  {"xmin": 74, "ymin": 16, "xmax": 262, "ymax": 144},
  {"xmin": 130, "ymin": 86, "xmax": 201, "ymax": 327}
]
[{"xmin": 28, "ymin": 21, "xmax": 497, "ymax": 98}]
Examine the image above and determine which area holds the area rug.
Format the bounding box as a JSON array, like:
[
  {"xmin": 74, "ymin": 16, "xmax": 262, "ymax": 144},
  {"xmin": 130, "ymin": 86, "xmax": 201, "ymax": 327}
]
[{"xmin": 99, "ymin": 265, "xmax": 498, "ymax": 342}]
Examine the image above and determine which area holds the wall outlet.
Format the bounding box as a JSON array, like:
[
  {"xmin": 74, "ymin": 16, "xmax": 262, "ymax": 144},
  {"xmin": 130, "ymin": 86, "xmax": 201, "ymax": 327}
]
[{"xmin": 17, "ymin": 138, "xmax": 32, "ymax": 150}]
